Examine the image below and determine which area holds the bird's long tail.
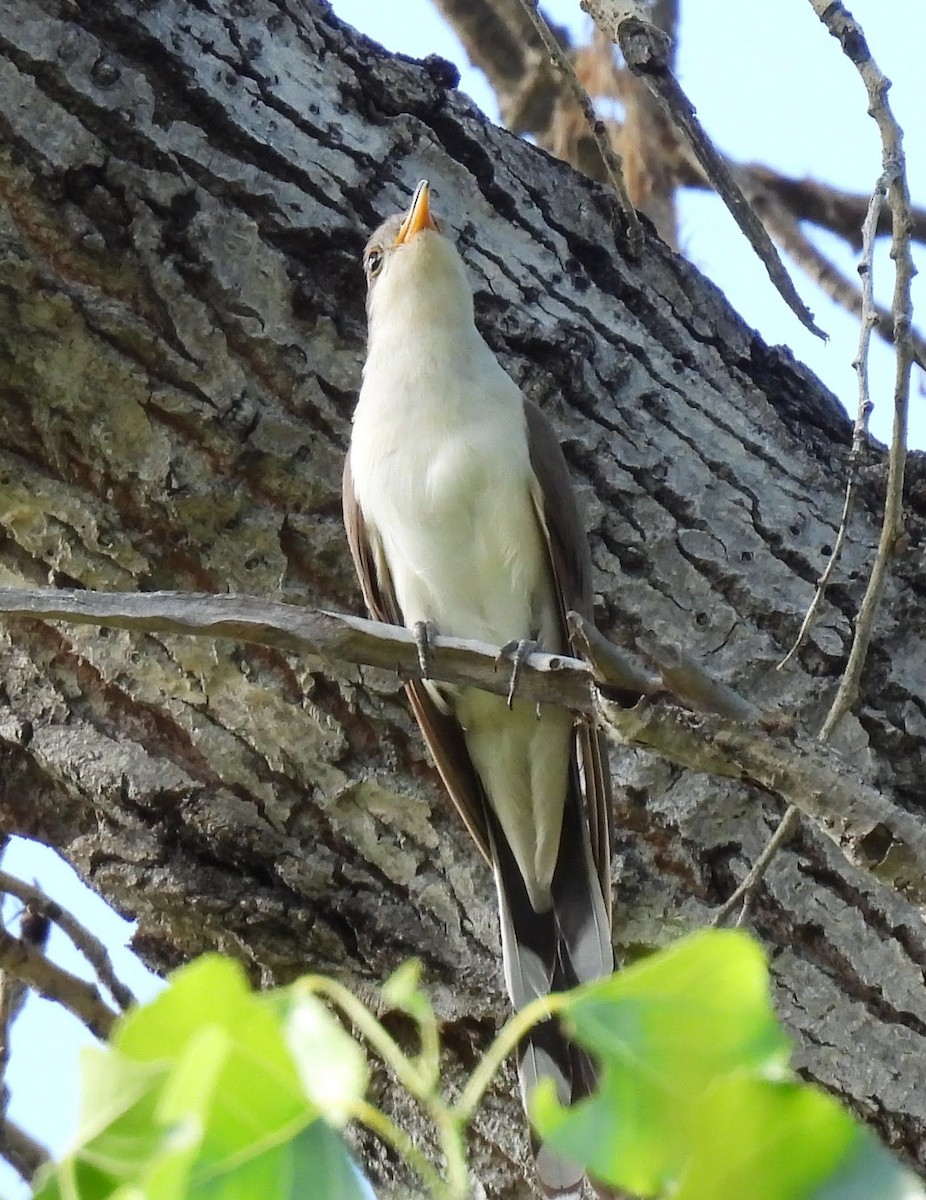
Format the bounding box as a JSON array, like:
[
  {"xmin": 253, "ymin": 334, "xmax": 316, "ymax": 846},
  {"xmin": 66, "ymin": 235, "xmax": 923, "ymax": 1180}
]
[{"xmin": 489, "ymin": 767, "xmax": 614, "ymax": 1198}]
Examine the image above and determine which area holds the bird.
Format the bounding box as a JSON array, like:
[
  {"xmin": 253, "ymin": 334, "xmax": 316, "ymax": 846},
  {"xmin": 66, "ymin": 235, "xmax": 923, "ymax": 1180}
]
[{"xmin": 343, "ymin": 180, "xmax": 614, "ymax": 1197}]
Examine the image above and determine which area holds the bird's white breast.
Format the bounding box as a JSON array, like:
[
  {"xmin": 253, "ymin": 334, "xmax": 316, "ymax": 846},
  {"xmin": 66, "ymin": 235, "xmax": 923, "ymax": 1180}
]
[{"xmin": 350, "ymin": 332, "xmax": 551, "ymax": 648}]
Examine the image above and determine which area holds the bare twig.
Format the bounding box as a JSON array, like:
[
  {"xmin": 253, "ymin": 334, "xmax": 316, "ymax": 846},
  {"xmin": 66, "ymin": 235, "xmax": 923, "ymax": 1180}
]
[
  {"xmin": 741, "ymin": 173, "xmax": 926, "ymax": 372},
  {"xmin": 711, "ymin": 807, "xmax": 802, "ymax": 928},
  {"xmin": 714, "ymin": 5, "xmax": 917, "ymax": 920},
  {"xmin": 0, "ymin": 1116, "xmax": 48, "ymax": 1183},
  {"xmin": 515, "ymin": 0, "xmax": 643, "ymax": 255},
  {"xmin": 584, "ymin": 1, "xmax": 825, "ymax": 338},
  {"xmin": 0, "ymin": 903, "xmax": 50, "ymax": 1124},
  {"xmin": 807, "ymin": 2, "xmax": 915, "ymax": 741},
  {"xmin": 0, "ymin": 925, "xmax": 117, "ymax": 1040},
  {"xmin": 778, "ymin": 174, "xmax": 889, "ymax": 670},
  {"xmin": 0, "ymin": 872, "xmax": 136, "ymax": 1011}
]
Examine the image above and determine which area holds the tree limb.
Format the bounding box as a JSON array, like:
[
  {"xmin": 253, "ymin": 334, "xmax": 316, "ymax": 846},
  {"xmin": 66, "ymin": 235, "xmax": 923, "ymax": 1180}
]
[
  {"xmin": 0, "ymin": 587, "xmax": 596, "ymax": 712},
  {"xmin": 0, "ymin": 872, "xmax": 136, "ymax": 1011},
  {"xmin": 0, "ymin": 1116, "xmax": 48, "ymax": 1183},
  {"xmin": 0, "ymin": 926, "xmax": 117, "ymax": 1041},
  {"xmin": 594, "ymin": 691, "xmax": 926, "ymax": 907},
  {"xmin": 0, "ymin": 587, "xmax": 922, "ymax": 910}
]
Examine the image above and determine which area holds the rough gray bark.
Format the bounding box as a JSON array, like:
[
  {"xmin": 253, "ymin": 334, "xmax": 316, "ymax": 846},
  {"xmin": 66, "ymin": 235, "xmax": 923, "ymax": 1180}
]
[{"xmin": 0, "ymin": 1, "xmax": 924, "ymax": 1195}]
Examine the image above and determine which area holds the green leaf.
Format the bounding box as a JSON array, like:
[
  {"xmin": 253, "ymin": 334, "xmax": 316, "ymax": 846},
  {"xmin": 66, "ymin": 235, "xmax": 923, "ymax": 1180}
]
[
  {"xmin": 34, "ymin": 1041, "xmax": 196, "ymax": 1200},
  {"xmin": 38, "ymin": 955, "xmax": 321, "ymax": 1200},
  {"xmin": 382, "ymin": 959, "xmax": 432, "ymax": 1025},
  {"xmin": 115, "ymin": 957, "xmax": 257, "ymax": 1062},
  {"xmin": 283, "ymin": 988, "xmax": 368, "ymax": 1127},
  {"xmin": 287, "ymin": 1122, "xmax": 369, "ymax": 1200},
  {"xmin": 674, "ymin": 1075, "xmax": 854, "ymax": 1200},
  {"xmin": 187, "ymin": 1122, "xmax": 367, "ymax": 1200},
  {"xmin": 532, "ymin": 930, "xmax": 789, "ymax": 1193},
  {"xmin": 810, "ymin": 1125, "xmax": 926, "ymax": 1200},
  {"xmin": 117, "ymin": 954, "xmax": 311, "ymax": 1170},
  {"xmin": 74, "ymin": 1044, "xmax": 169, "ymax": 1146}
]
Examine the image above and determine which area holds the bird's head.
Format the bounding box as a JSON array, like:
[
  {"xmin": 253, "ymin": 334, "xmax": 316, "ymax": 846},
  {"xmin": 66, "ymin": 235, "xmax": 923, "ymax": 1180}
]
[{"xmin": 362, "ymin": 181, "xmax": 474, "ymax": 344}]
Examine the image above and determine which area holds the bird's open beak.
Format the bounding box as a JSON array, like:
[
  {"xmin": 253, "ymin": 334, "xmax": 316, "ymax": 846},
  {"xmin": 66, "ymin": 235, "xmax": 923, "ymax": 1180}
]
[{"xmin": 394, "ymin": 180, "xmax": 439, "ymax": 245}]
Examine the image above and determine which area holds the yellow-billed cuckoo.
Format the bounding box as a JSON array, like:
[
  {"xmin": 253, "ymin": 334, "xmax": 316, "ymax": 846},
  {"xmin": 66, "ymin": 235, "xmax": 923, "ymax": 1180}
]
[{"xmin": 343, "ymin": 181, "xmax": 613, "ymax": 1197}]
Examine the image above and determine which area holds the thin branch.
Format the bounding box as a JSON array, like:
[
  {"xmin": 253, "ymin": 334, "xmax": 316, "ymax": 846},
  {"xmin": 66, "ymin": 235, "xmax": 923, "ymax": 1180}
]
[
  {"xmin": 515, "ymin": 0, "xmax": 643, "ymax": 256},
  {"xmin": 637, "ymin": 638, "xmax": 762, "ymax": 723},
  {"xmin": 0, "ymin": 925, "xmax": 117, "ymax": 1040},
  {"xmin": 0, "ymin": 872, "xmax": 136, "ymax": 1012},
  {"xmin": 711, "ymin": 807, "xmax": 802, "ymax": 928},
  {"xmin": 584, "ymin": 1, "xmax": 825, "ymax": 338},
  {"xmin": 741, "ymin": 173, "xmax": 926, "ymax": 372},
  {"xmin": 0, "ymin": 1116, "xmax": 48, "ymax": 1183},
  {"xmin": 712, "ymin": 3, "xmax": 918, "ymax": 922},
  {"xmin": 778, "ymin": 174, "xmax": 889, "ymax": 670},
  {"xmin": 807, "ymin": 2, "xmax": 916, "ymax": 741},
  {"xmin": 0, "ymin": 902, "xmax": 50, "ymax": 1124}
]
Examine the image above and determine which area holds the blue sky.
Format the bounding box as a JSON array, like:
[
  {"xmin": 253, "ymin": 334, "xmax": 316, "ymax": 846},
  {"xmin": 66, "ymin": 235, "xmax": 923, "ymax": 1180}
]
[{"xmin": 2, "ymin": 3, "xmax": 923, "ymax": 1197}]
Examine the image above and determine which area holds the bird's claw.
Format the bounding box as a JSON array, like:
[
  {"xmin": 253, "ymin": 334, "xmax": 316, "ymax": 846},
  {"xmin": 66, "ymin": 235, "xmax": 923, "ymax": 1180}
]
[
  {"xmin": 495, "ymin": 638, "xmax": 539, "ymax": 709},
  {"xmin": 413, "ymin": 620, "xmax": 439, "ymax": 679}
]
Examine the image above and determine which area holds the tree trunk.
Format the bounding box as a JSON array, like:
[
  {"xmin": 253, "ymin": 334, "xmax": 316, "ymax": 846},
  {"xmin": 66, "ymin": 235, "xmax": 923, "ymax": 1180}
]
[{"xmin": 0, "ymin": 1, "xmax": 924, "ymax": 1194}]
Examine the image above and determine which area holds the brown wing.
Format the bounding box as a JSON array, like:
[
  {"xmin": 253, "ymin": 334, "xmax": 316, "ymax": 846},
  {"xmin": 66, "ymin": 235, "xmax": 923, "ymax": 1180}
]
[
  {"xmin": 342, "ymin": 454, "xmax": 492, "ymax": 862},
  {"xmin": 524, "ymin": 401, "xmax": 614, "ymax": 920}
]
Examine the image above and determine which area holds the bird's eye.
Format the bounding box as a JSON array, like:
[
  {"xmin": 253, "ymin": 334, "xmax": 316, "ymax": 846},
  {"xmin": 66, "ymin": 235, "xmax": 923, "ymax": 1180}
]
[{"xmin": 366, "ymin": 248, "xmax": 384, "ymax": 277}]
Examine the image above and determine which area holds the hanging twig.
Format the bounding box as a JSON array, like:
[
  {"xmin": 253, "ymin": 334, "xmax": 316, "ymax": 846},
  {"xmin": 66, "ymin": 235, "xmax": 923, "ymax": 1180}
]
[
  {"xmin": 515, "ymin": 0, "xmax": 644, "ymax": 256},
  {"xmin": 583, "ymin": 0, "xmax": 825, "ymax": 338}
]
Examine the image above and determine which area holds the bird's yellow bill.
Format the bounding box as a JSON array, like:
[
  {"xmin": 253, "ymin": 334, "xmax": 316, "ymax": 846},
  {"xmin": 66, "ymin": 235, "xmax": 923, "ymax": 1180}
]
[{"xmin": 395, "ymin": 180, "xmax": 439, "ymax": 244}]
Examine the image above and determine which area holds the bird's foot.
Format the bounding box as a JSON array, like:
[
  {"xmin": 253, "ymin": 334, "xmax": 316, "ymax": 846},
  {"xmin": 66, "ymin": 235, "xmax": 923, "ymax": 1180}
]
[
  {"xmin": 495, "ymin": 638, "xmax": 540, "ymax": 710},
  {"xmin": 412, "ymin": 620, "xmax": 439, "ymax": 679}
]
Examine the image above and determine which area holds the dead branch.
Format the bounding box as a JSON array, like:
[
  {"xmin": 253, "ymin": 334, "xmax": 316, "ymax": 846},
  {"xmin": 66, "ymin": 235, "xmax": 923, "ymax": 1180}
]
[
  {"xmin": 515, "ymin": 0, "xmax": 642, "ymax": 254},
  {"xmin": 584, "ymin": 1, "xmax": 825, "ymax": 338},
  {"xmin": 594, "ymin": 690, "xmax": 926, "ymax": 907},
  {"xmin": 0, "ymin": 872, "xmax": 136, "ymax": 1011},
  {"xmin": 809, "ymin": 1, "xmax": 915, "ymax": 740},
  {"xmin": 0, "ymin": 1117, "xmax": 48, "ymax": 1183},
  {"xmin": 0, "ymin": 587, "xmax": 923, "ymax": 909},
  {"xmin": 0, "ymin": 587, "xmax": 596, "ymax": 712},
  {"xmin": 0, "ymin": 925, "xmax": 116, "ymax": 1040}
]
